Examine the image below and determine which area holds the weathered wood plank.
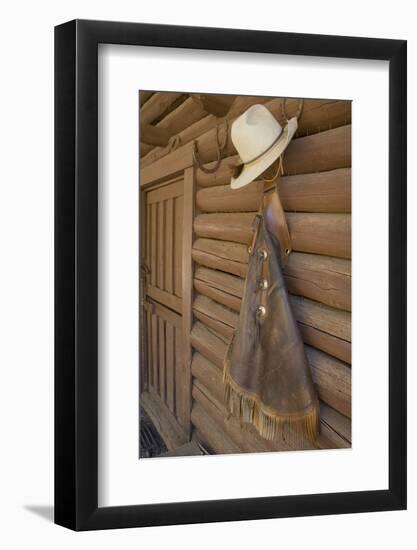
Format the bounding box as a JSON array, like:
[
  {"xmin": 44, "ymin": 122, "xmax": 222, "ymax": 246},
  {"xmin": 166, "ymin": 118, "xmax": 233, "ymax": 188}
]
[
  {"xmin": 285, "ymin": 252, "xmax": 351, "ymax": 311},
  {"xmin": 192, "ymin": 401, "xmax": 241, "ymax": 455},
  {"xmin": 165, "ymin": 198, "xmax": 174, "ymax": 294},
  {"xmin": 141, "ymin": 391, "xmax": 187, "ymax": 451},
  {"xmin": 147, "ymin": 179, "xmax": 183, "ymax": 204},
  {"xmin": 194, "ymin": 278, "xmax": 242, "ymax": 312},
  {"xmin": 194, "ymin": 266, "xmax": 244, "ymax": 299},
  {"xmin": 193, "ymin": 309, "xmax": 235, "ymax": 340},
  {"xmin": 193, "ymin": 238, "xmax": 249, "ymax": 263},
  {"xmin": 194, "ymin": 294, "xmax": 238, "ymax": 329},
  {"xmin": 151, "ymin": 313, "xmax": 159, "ymax": 393},
  {"xmin": 157, "ymin": 201, "xmax": 164, "ymax": 288},
  {"xmin": 150, "ymin": 203, "xmax": 157, "ymax": 286},
  {"xmin": 193, "ymin": 294, "xmax": 238, "ymax": 339},
  {"xmin": 299, "ymin": 323, "xmax": 351, "ymax": 364},
  {"xmin": 192, "ymin": 248, "xmax": 247, "ymax": 278},
  {"xmin": 306, "ymin": 346, "xmax": 351, "ymax": 418},
  {"xmin": 174, "ymin": 195, "xmax": 183, "ymax": 297},
  {"xmin": 190, "ymin": 321, "xmax": 227, "ymax": 369},
  {"xmin": 165, "ymin": 323, "xmax": 175, "ymax": 414},
  {"xmin": 158, "ymin": 318, "xmax": 166, "ymax": 402},
  {"xmin": 147, "ymin": 285, "xmax": 182, "ymax": 315},
  {"xmin": 290, "ymin": 295, "xmax": 351, "ymax": 342}
]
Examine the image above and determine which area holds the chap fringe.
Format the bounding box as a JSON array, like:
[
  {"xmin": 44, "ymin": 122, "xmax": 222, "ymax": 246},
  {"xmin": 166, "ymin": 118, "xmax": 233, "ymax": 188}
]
[{"xmin": 223, "ymin": 359, "xmax": 320, "ymax": 447}]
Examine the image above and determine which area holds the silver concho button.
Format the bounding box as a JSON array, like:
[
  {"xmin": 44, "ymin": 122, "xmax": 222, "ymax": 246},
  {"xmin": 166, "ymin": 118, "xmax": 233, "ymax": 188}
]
[
  {"xmin": 258, "ymin": 278, "xmax": 269, "ymax": 290},
  {"xmin": 256, "ymin": 305, "xmax": 266, "ymax": 319},
  {"xmin": 258, "ymin": 248, "xmax": 268, "ymax": 260}
]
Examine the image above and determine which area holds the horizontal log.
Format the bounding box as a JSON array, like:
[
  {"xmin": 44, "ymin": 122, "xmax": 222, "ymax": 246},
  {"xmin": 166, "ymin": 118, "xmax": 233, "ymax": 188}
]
[
  {"xmin": 191, "ymin": 321, "xmax": 351, "ymax": 415},
  {"xmin": 144, "ymin": 97, "xmax": 350, "ymax": 170},
  {"xmin": 195, "ymin": 268, "xmax": 351, "ymax": 342},
  {"xmin": 279, "ymin": 168, "xmax": 351, "ymax": 213},
  {"xmin": 306, "ymin": 346, "xmax": 351, "ymax": 418},
  {"xmin": 196, "ymin": 168, "xmax": 351, "ymax": 213},
  {"xmin": 192, "ymin": 238, "xmax": 248, "ymax": 277},
  {"xmin": 290, "ymin": 295, "xmax": 351, "ymax": 342},
  {"xmin": 285, "ymin": 252, "xmax": 351, "ymax": 311},
  {"xmin": 141, "ymin": 97, "xmax": 208, "ymax": 157},
  {"xmin": 193, "ymin": 276, "xmax": 350, "ymax": 362},
  {"xmin": 196, "ymin": 181, "xmax": 263, "ymax": 211},
  {"xmin": 192, "ymin": 401, "xmax": 241, "ymax": 454},
  {"xmin": 191, "ymin": 353, "xmax": 350, "ymax": 449},
  {"xmin": 192, "ymin": 352, "xmax": 226, "ymax": 404},
  {"xmin": 284, "ymin": 125, "xmax": 351, "ymax": 175},
  {"xmin": 196, "ymin": 154, "xmax": 240, "ymax": 188},
  {"xmin": 194, "ymin": 252, "xmax": 350, "ymax": 312},
  {"xmin": 193, "ymin": 294, "xmax": 238, "ymax": 338},
  {"xmin": 190, "ymin": 321, "xmax": 228, "ymax": 369},
  {"xmin": 157, "ymin": 96, "xmax": 207, "ymax": 133},
  {"xmin": 191, "ymin": 94, "xmax": 237, "ymax": 117},
  {"xmin": 140, "ymin": 142, "xmax": 152, "ymax": 157},
  {"xmin": 141, "ymin": 98, "xmax": 351, "ymax": 184},
  {"xmin": 195, "ymin": 124, "xmax": 351, "ymax": 187},
  {"xmin": 139, "ymin": 91, "xmax": 153, "ymax": 107},
  {"xmin": 140, "ymin": 123, "xmax": 174, "ymax": 147},
  {"xmin": 194, "ymin": 278, "xmax": 242, "ymax": 312},
  {"xmin": 287, "ymin": 213, "xmax": 351, "ymax": 259},
  {"xmin": 298, "ymin": 323, "xmax": 351, "ymax": 365},
  {"xmin": 194, "ymin": 266, "xmax": 244, "ymax": 299},
  {"xmin": 282, "ymin": 99, "xmax": 351, "ymax": 138},
  {"xmin": 141, "ymin": 95, "xmax": 268, "ymax": 168},
  {"xmin": 193, "ymin": 309, "xmax": 234, "ymax": 340},
  {"xmin": 140, "ymin": 92, "xmax": 184, "ymax": 125},
  {"xmin": 320, "ymin": 403, "xmax": 351, "ymax": 445},
  {"xmin": 193, "ymin": 238, "xmax": 248, "ymax": 263},
  {"xmin": 192, "ymin": 249, "xmax": 247, "ymax": 278},
  {"xmin": 194, "ymin": 212, "xmax": 254, "ymax": 244},
  {"xmin": 193, "ymin": 294, "xmax": 237, "ymax": 340},
  {"xmin": 194, "ymin": 212, "xmax": 351, "ymax": 259}
]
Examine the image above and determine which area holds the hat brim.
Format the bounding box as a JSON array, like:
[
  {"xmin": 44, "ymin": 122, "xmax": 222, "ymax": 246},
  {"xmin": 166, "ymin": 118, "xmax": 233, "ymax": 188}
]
[{"xmin": 230, "ymin": 117, "xmax": 298, "ymax": 190}]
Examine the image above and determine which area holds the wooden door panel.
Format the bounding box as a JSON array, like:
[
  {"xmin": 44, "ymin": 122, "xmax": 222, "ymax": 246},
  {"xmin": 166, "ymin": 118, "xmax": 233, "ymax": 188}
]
[
  {"xmin": 141, "ymin": 168, "xmax": 194, "ymax": 443},
  {"xmin": 174, "ymin": 195, "xmax": 183, "ymax": 298},
  {"xmin": 144, "ymin": 301, "xmax": 185, "ymax": 423}
]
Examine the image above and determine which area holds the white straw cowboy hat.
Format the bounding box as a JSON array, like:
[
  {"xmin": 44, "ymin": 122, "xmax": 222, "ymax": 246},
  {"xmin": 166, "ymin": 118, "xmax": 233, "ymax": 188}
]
[{"xmin": 230, "ymin": 104, "xmax": 298, "ymax": 189}]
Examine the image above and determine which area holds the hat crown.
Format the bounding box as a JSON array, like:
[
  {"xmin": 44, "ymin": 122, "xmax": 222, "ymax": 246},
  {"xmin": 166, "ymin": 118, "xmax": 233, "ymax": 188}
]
[{"xmin": 231, "ymin": 104, "xmax": 282, "ymax": 163}]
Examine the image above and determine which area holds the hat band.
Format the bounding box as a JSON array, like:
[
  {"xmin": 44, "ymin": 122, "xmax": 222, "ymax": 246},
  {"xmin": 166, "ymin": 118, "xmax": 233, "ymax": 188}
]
[{"xmin": 242, "ymin": 130, "xmax": 284, "ymax": 167}]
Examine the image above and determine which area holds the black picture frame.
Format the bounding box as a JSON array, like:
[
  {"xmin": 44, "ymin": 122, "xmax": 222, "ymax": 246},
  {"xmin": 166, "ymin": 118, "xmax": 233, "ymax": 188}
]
[{"xmin": 55, "ymin": 19, "xmax": 407, "ymax": 531}]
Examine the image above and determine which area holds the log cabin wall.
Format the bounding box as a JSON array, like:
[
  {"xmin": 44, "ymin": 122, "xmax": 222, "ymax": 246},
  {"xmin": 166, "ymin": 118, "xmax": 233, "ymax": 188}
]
[{"xmin": 140, "ymin": 92, "xmax": 352, "ymax": 453}]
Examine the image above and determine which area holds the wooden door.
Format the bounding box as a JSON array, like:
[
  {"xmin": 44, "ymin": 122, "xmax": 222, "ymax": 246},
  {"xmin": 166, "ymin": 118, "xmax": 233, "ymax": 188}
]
[{"xmin": 140, "ymin": 168, "xmax": 194, "ymax": 447}]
